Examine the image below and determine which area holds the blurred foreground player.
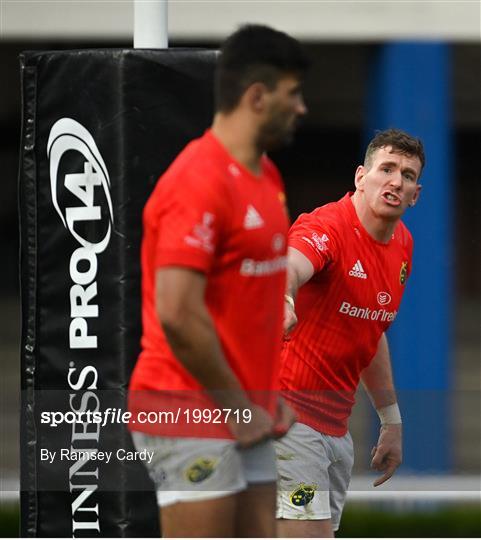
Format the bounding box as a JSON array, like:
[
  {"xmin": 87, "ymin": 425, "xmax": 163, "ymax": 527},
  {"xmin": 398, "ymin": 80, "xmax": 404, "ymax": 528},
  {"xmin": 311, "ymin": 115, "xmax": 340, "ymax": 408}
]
[
  {"xmin": 276, "ymin": 129, "xmax": 424, "ymax": 537},
  {"xmin": 129, "ymin": 25, "xmax": 308, "ymax": 537}
]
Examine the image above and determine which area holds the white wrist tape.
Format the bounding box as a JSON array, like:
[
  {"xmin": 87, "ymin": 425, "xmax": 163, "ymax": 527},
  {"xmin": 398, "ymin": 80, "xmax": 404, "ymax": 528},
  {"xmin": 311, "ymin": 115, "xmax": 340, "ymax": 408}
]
[
  {"xmin": 377, "ymin": 403, "xmax": 402, "ymax": 425},
  {"xmin": 284, "ymin": 294, "xmax": 295, "ymax": 310}
]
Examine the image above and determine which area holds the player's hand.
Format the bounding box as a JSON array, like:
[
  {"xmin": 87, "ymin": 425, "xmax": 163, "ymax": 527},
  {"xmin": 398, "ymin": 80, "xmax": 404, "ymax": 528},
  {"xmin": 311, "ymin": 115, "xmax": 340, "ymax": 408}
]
[
  {"xmin": 284, "ymin": 299, "xmax": 298, "ymax": 334},
  {"xmin": 370, "ymin": 423, "xmax": 402, "ymax": 487},
  {"xmin": 272, "ymin": 396, "xmax": 297, "ymax": 438},
  {"xmin": 227, "ymin": 405, "xmax": 274, "ymax": 449}
]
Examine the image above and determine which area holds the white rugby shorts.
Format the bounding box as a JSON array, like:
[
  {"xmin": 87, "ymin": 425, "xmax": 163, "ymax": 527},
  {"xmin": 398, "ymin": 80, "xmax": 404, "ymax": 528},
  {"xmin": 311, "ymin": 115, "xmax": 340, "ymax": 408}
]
[
  {"xmin": 131, "ymin": 431, "xmax": 277, "ymax": 507},
  {"xmin": 275, "ymin": 422, "xmax": 354, "ymax": 531}
]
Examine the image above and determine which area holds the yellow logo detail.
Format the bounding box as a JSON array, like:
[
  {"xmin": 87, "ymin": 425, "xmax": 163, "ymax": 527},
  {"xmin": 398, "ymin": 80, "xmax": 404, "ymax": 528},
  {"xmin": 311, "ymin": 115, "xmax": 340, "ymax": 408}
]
[
  {"xmin": 400, "ymin": 261, "xmax": 408, "ymax": 285},
  {"xmin": 290, "ymin": 483, "xmax": 316, "ymax": 506},
  {"xmin": 184, "ymin": 458, "xmax": 216, "ymax": 483},
  {"xmin": 278, "ymin": 191, "xmax": 289, "ymax": 217}
]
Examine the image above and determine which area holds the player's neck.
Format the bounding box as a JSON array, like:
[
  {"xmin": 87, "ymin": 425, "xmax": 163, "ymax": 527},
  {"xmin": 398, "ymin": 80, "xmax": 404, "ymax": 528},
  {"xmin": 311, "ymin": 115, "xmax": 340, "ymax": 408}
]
[
  {"xmin": 351, "ymin": 192, "xmax": 397, "ymax": 244},
  {"xmin": 212, "ymin": 112, "xmax": 263, "ymax": 176}
]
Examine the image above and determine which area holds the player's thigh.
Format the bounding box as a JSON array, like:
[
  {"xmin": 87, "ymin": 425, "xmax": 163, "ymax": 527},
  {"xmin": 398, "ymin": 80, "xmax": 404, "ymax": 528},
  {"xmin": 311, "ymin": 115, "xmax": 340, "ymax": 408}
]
[
  {"xmin": 277, "ymin": 517, "xmax": 334, "ymax": 538},
  {"xmin": 275, "ymin": 422, "xmax": 332, "ymax": 522},
  {"xmin": 235, "ymin": 482, "xmax": 276, "ymax": 537},
  {"xmin": 161, "ymin": 495, "xmax": 237, "ymax": 537},
  {"xmin": 326, "ymin": 431, "xmax": 354, "ymax": 532},
  {"xmin": 235, "ymin": 439, "xmax": 278, "ymax": 537}
]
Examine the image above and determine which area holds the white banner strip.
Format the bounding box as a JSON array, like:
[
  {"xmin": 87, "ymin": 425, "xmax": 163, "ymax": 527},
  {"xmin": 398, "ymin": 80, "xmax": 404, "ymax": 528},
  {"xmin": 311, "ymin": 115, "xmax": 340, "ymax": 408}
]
[{"xmin": 3, "ymin": 1, "xmax": 480, "ymax": 41}]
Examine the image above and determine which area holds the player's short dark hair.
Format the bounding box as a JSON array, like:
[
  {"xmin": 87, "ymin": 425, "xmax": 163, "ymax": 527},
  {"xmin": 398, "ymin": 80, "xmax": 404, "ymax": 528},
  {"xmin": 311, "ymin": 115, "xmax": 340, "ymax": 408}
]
[
  {"xmin": 215, "ymin": 24, "xmax": 309, "ymax": 113},
  {"xmin": 364, "ymin": 128, "xmax": 426, "ymax": 172}
]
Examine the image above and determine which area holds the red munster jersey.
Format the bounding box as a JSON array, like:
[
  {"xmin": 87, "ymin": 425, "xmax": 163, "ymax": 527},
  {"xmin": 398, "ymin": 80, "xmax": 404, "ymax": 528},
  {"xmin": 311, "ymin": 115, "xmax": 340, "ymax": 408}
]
[
  {"xmin": 279, "ymin": 193, "xmax": 413, "ymax": 436},
  {"xmin": 129, "ymin": 130, "xmax": 289, "ymax": 435}
]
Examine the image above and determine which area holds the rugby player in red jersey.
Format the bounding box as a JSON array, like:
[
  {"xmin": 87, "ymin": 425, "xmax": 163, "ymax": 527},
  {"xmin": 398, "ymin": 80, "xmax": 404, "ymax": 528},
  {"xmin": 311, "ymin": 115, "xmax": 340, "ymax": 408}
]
[
  {"xmin": 276, "ymin": 129, "xmax": 424, "ymax": 537},
  {"xmin": 128, "ymin": 25, "xmax": 308, "ymax": 537}
]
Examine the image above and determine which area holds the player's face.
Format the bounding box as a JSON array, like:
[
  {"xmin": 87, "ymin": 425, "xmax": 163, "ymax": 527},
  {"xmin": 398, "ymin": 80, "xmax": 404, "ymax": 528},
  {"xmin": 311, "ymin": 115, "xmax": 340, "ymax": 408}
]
[
  {"xmin": 354, "ymin": 146, "xmax": 422, "ymax": 221},
  {"xmin": 258, "ymin": 75, "xmax": 307, "ymax": 150}
]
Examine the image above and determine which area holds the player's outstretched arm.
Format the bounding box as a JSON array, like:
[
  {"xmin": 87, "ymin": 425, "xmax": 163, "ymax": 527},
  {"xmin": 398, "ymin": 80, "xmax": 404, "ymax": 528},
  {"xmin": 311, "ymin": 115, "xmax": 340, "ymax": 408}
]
[
  {"xmin": 156, "ymin": 266, "xmax": 273, "ymax": 447},
  {"xmin": 284, "ymin": 247, "xmax": 315, "ymax": 334},
  {"xmin": 361, "ymin": 333, "xmax": 403, "ymax": 486}
]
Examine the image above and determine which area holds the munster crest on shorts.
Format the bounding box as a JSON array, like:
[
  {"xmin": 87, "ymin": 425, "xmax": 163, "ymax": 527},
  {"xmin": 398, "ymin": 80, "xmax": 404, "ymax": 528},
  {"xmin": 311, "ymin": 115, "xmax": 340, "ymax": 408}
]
[
  {"xmin": 290, "ymin": 483, "xmax": 316, "ymax": 506},
  {"xmin": 399, "ymin": 261, "xmax": 408, "ymax": 285},
  {"xmin": 185, "ymin": 458, "xmax": 217, "ymax": 483}
]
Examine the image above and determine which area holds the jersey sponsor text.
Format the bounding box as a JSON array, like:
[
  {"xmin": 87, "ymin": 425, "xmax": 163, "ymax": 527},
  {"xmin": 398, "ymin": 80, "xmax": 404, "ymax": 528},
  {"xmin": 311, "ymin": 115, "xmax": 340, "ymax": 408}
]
[
  {"xmin": 339, "ymin": 301, "xmax": 397, "ymax": 322},
  {"xmin": 240, "ymin": 255, "xmax": 287, "ymax": 276}
]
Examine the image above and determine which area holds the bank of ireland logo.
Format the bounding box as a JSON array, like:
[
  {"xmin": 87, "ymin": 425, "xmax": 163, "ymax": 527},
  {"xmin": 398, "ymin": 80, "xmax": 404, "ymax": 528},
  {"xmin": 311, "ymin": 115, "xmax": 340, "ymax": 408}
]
[
  {"xmin": 184, "ymin": 458, "xmax": 217, "ymax": 483},
  {"xmin": 47, "ymin": 118, "xmax": 114, "ymax": 253},
  {"xmin": 399, "ymin": 261, "xmax": 408, "ymax": 285},
  {"xmin": 290, "ymin": 483, "xmax": 317, "ymax": 506},
  {"xmin": 377, "ymin": 292, "xmax": 392, "ymax": 306}
]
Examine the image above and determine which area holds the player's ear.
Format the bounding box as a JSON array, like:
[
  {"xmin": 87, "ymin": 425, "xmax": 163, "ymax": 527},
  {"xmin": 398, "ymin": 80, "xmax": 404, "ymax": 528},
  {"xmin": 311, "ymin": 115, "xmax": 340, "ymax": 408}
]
[
  {"xmin": 409, "ymin": 184, "xmax": 422, "ymax": 207},
  {"xmin": 245, "ymin": 82, "xmax": 268, "ymax": 113},
  {"xmin": 354, "ymin": 165, "xmax": 366, "ymax": 190}
]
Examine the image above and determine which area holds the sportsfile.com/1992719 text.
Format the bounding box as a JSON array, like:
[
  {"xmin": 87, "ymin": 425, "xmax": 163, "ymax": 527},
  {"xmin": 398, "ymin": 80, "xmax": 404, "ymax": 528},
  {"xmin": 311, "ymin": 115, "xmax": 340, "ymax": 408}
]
[{"xmin": 40, "ymin": 407, "xmax": 253, "ymax": 427}]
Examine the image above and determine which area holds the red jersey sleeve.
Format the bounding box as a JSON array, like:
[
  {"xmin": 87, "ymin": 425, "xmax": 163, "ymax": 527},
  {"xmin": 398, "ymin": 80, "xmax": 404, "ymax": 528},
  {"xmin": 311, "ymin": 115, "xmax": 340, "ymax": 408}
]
[
  {"xmin": 288, "ymin": 208, "xmax": 339, "ymax": 273},
  {"xmin": 153, "ymin": 171, "xmax": 227, "ymax": 273}
]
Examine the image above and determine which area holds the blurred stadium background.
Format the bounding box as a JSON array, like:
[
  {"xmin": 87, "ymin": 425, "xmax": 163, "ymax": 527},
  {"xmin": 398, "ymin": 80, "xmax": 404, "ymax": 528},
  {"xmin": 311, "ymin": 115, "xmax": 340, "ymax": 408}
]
[{"xmin": 1, "ymin": 1, "xmax": 480, "ymax": 537}]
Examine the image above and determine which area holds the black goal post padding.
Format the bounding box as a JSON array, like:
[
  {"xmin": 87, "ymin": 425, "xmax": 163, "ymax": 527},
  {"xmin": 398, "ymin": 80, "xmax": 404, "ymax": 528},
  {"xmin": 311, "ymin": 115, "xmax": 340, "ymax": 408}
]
[{"xmin": 19, "ymin": 48, "xmax": 216, "ymax": 537}]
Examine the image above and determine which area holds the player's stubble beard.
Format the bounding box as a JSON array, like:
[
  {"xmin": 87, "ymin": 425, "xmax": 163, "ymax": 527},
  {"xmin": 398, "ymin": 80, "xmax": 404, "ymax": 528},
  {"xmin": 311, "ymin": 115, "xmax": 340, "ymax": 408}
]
[{"xmin": 256, "ymin": 106, "xmax": 299, "ymax": 153}]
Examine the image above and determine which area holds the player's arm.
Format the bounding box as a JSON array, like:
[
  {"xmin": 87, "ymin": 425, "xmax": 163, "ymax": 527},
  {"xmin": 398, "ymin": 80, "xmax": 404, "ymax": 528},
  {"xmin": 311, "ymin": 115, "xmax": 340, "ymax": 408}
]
[
  {"xmin": 156, "ymin": 266, "xmax": 273, "ymax": 447},
  {"xmin": 360, "ymin": 333, "xmax": 402, "ymax": 486},
  {"xmin": 284, "ymin": 247, "xmax": 315, "ymax": 333}
]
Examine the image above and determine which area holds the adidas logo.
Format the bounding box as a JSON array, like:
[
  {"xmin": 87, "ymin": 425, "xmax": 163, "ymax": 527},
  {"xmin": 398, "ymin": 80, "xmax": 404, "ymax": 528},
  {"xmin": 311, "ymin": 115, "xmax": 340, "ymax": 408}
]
[
  {"xmin": 348, "ymin": 259, "xmax": 367, "ymax": 279},
  {"xmin": 244, "ymin": 204, "xmax": 264, "ymax": 229}
]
